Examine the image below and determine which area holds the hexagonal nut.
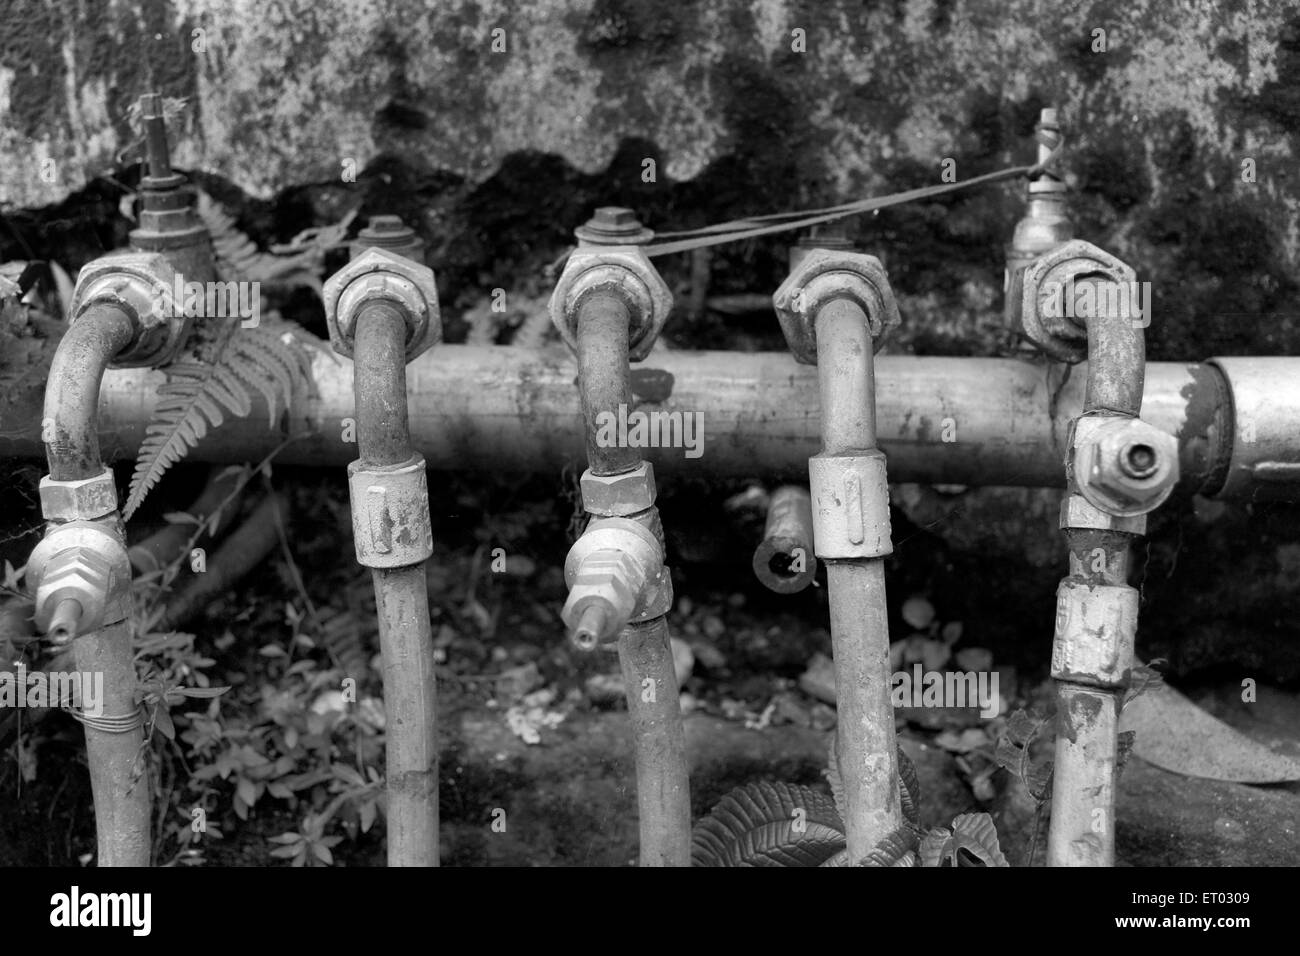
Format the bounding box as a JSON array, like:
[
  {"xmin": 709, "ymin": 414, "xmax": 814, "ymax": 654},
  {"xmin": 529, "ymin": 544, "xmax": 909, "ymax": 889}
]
[
  {"xmin": 70, "ymin": 251, "xmax": 184, "ymax": 368},
  {"xmin": 548, "ymin": 245, "xmax": 672, "ymax": 362},
  {"xmin": 1020, "ymin": 239, "xmax": 1136, "ymax": 362},
  {"xmin": 323, "ymin": 247, "xmax": 441, "ymax": 361},
  {"xmin": 580, "ymin": 462, "xmax": 657, "ymax": 517},
  {"xmin": 1074, "ymin": 417, "xmax": 1179, "ymax": 517},
  {"xmin": 39, "ymin": 467, "xmax": 118, "ymax": 521},
  {"xmin": 771, "ymin": 249, "xmax": 900, "ymax": 364}
]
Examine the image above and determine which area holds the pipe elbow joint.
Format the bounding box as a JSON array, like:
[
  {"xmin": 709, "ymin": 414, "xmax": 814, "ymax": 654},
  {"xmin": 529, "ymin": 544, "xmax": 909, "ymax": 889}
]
[
  {"xmin": 70, "ymin": 251, "xmax": 188, "ymax": 368},
  {"xmin": 549, "ymin": 246, "xmax": 672, "ymax": 362},
  {"xmin": 772, "ymin": 249, "xmax": 900, "ymax": 364},
  {"xmin": 324, "ymin": 247, "xmax": 442, "ymax": 362}
]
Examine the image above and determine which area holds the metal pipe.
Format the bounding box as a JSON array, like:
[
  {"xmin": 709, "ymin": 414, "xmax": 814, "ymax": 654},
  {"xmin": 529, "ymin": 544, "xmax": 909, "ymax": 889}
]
[
  {"xmin": 71, "ymin": 617, "xmax": 150, "ymax": 866},
  {"xmin": 9, "ymin": 348, "xmax": 1298, "ymax": 500},
  {"xmin": 813, "ymin": 298, "xmax": 902, "ymax": 861},
  {"xmin": 576, "ymin": 293, "xmax": 639, "ymax": 477},
  {"xmin": 565, "ymin": 234, "xmax": 691, "ymax": 865},
  {"xmin": 617, "ymin": 616, "xmax": 692, "ymax": 866},
  {"xmin": 1047, "ymin": 273, "xmax": 1153, "ymax": 867},
  {"xmin": 43, "ymin": 305, "xmax": 136, "ymax": 481},
  {"xmin": 351, "ymin": 302, "xmax": 438, "ymax": 867},
  {"xmin": 752, "ymin": 486, "xmax": 817, "ymax": 593},
  {"xmin": 37, "ymin": 300, "xmax": 149, "ymax": 867}
]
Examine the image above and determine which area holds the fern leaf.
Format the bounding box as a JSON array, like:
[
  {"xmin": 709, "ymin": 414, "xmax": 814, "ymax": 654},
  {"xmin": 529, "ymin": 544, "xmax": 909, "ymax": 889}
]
[
  {"xmin": 125, "ymin": 330, "xmax": 310, "ymax": 519},
  {"xmin": 691, "ymin": 781, "xmax": 845, "ymax": 867}
]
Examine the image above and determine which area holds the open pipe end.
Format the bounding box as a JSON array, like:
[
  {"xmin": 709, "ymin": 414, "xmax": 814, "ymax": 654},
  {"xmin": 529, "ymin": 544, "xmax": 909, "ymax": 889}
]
[
  {"xmin": 569, "ymin": 603, "xmax": 610, "ymax": 652},
  {"xmin": 47, "ymin": 598, "xmax": 83, "ymax": 645}
]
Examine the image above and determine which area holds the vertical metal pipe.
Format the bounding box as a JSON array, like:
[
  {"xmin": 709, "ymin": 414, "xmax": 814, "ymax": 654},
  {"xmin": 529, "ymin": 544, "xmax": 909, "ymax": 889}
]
[
  {"xmin": 1047, "ymin": 534, "xmax": 1129, "ymax": 867},
  {"xmin": 353, "ymin": 304, "xmax": 438, "ymax": 867},
  {"xmin": 574, "ymin": 292, "xmax": 690, "ymax": 866},
  {"xmin": 814, "ymin": 298, "xmax": 901, "ymax": 862},
  {"xmin": 618, "ymin": 617, "xmax": 691, "ymax": 866},
  {"xmin": 576, "ymin": 294, "xmax": 639, "ymax": 477},
  {"xmin": 71, "ymin": 618, "xmax": 149, "ymax": 866}
]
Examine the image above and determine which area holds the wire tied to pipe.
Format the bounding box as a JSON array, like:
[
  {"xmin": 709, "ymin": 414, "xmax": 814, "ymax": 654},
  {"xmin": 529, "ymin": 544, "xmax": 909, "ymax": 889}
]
[{"xmin": 639, "ymin": 136, "xmax": 1067, "ymax": 258}]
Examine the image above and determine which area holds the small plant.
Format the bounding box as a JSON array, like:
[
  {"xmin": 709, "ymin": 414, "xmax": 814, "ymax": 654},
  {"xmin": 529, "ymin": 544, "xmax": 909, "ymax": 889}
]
[{"xmin": 691, "ymin": 737, "xmax": 1008, "ymax": 867}]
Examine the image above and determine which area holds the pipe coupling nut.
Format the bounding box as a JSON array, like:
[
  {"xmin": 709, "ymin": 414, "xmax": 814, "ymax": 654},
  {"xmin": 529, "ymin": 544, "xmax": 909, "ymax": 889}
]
[
  {"xmin": 1059, "ymin": 494, "xmax": 1147, "ymax": 535},
  {"xmin": 347, "ymin": 455, "xmax": 434, "ymax": 568},
  {"xmin": 1071, "ymin": 416, "xmax": 1178, "ymax": 518},
  {"xmin": 561, "ymin": 518, "xmax": 665, "ymax": 644},
  {"xmin": 772, "ymin": 249, "xmax": 900, "ymax": 364},
  {"xmin": 70, "ymin": 251, "xmax": 185, "ymax": 368},
  {"xmin": 39, "ymin": 467, "xmax": 118, "ymax": 521},
  {"xmin": 548, "ymin": 246, "xmax": 672, "ymax": 361},
  {"xmin": 1020, "ymin": 240, "xmax": 1135, "ymax": 363},
  {"xmin": 809, "ymin": 451, "xmax": 893, "ymax": 559},
  {"xmin": 26, "ymin": 521, "xmax": 132, "ymax": 642},
  {"xmin": 1051, "ymin": 581, "xmax": 1137, "ymax": 689},
  {"xmin": 324, "ymin": 247, "xmax": 441, "ymax": 361},
  {"xmin": 580, "ymin": 462, "xmax": 657, "ymax": 517}
]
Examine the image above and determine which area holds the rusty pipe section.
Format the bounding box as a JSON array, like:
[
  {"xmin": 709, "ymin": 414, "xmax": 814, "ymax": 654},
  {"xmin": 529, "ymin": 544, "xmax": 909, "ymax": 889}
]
[
  {"xmin": 7, "ymin": 350, "xmax": 1299, "ymax": 500},
  {"xmin": 774, "ymin": 248, "xmax": 904, "ymax": 862},
  {"xmin": 323, "ymin": 231, "xmax": 442, "ymax": 867},
  {"xmin": 551, "ymin": 207, "xmax": 690, "ymax": 867},
  {"xmin": 1032, "ymin": 245, "xmax": 1178, "ymax": 867},
  {"xmin": 752, "ymin": 486, "xmax": 818, "ymax": 594}
]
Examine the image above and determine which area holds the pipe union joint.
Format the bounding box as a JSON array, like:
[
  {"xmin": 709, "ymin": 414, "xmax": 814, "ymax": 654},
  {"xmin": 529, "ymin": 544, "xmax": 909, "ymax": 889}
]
[
  {"xmin": 39, "ymin": 467, "xmax": 118, "ymax": 522},
  {"xmin": 548, "ymin": 246, "xmax": 672, "ymax": 362},
  {"xmin": 809, "ymin": 450, "xmax": 893, "ymax": 559},
  {"xmin": 70, "ymin": 251, "xmax": 185, "ymax": 368},
  {"xmin": 347, "ymin": 455, "xmax": 435, "ymax": 568},
  {"xmin": 1020, "ymin": 240, "xmax": 1135, "ymax": 363},
  {"xmin": 26, "ymin": 521, "xmax": 132, "ymax": 641},
  {"xmin": 1059, "ymin": 494, "xmax": 1147, "ymax": 535},
  {"xmin": 1051, "ymin": 581, "xmax": 1137, "ymax": 689},
  {"xmin": 580, "ymin": 462, "xmax": 657, "ymax": 517},
  {"xmin": 324, "ymin": 247, "xmax": 441, "ymax": 361},
  {"xmin": 561, "ymin": 518, "xmax": 664, "ymax": 645},
  {"xmin": 772, "ymin": 249, "xmax": 900, "ymax": 364},
  {"xmin": 1072, "ymin": 416, "xmax": 1178, "ymax": 518}
]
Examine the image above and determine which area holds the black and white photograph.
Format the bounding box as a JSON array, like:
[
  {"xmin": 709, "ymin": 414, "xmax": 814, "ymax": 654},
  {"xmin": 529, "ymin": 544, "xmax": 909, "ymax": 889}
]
[{"xmin": 0, "ymin": 0, "xmax": 1290, "ymax": 925}]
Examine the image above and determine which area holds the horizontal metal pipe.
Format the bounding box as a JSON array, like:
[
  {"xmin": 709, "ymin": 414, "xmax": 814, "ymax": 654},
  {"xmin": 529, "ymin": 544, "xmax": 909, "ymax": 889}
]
[{"xmin": 4, "ymin": 347, "xmax": 1286, "ymax": 497}]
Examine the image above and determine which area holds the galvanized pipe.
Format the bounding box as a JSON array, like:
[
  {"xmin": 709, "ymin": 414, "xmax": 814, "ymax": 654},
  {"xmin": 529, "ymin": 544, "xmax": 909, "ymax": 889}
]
[
  {"xmin": 40, "ymin": 302, "xmax": 149, "ymax": 867},
  {"xmin": 43, "ymin": 305, "xmax": 137, "ymax": 482},
  {"xmin": 813, "ymin": 298, "xmax": 902, "ymax": 862},
  {"xmin": 576, "ymin": 294, "xmax": 639, "ymax": 477},
  {"xmin": 572, "ymin": 291, "xmax": 691, "ymax": 867},
  {"xmin": 1047, "ymin": 278, "xmax": 1150, "ymax": 867},
  {"xmin": 71, "ymin": 617, "xmax": 150, "ymax": 866},
  {"xmin": 752, "ymin": 485, "xmax": 818, "ymax": 593},
  {"xmin": 352, "ymin": 302, "xmax": 439, "ymax": 867},
  {"xmin": 617, "ymin": 616, "xmax": 692, "ymax": 867},
  {"xmin": 8, "ymin": 349, "xmax": 1299, "ymax": 500}
]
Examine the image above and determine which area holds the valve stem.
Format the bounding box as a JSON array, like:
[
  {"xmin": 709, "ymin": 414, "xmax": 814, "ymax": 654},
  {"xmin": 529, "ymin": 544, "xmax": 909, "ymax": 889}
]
[{"xmin": 139, "ymin": 93, "xmax": 174, "ymax": 181}]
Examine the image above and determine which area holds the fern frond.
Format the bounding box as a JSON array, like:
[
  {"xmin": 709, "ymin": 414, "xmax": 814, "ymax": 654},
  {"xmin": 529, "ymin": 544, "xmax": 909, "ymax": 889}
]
[{"xmin": 125, "ymin": 326, "xmax": 311, "ymax": 519}]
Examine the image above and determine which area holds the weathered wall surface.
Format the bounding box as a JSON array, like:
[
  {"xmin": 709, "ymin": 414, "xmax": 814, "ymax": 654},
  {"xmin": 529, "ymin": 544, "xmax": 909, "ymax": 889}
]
[{"xmin": 3, "ymin": 0, "xmax": 1299, "ymax": 360}]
